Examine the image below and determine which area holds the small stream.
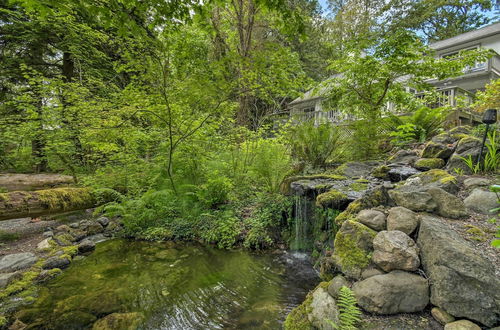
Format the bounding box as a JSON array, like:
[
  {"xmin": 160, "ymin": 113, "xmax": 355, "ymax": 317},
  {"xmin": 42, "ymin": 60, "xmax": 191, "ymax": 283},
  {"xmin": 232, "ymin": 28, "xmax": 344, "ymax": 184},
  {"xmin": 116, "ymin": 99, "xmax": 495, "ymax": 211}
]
[{"xmin": 18, "ymin": 239, "xmax": 318, "ymax": 329}]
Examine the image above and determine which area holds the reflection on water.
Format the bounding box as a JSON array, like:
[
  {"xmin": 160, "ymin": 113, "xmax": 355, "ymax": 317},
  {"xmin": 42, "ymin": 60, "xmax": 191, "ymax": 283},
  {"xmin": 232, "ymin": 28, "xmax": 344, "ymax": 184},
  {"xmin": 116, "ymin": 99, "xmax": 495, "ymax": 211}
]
[{"xmin": 19, "ymin": 239, "xmax": 318, "ymax": 329}]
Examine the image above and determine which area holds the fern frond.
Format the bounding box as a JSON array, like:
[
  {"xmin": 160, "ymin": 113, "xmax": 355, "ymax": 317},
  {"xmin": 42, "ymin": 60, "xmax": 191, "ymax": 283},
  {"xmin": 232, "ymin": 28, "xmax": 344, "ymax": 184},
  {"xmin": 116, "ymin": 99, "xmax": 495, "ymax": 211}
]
[{"xmin": 336, "ymin": 286, "xmax": 362, "ymax": 330}]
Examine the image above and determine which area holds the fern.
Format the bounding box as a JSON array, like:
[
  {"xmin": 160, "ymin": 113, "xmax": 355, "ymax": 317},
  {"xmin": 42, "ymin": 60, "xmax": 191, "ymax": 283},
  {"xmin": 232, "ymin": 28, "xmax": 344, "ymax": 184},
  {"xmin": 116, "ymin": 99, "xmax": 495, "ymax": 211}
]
[
  {"xmin": 326, "ymin": 286, "xmax": 362, "ymax": 330},
  {"xmin": 335, "ymin": 286, "xmax": 362, "ymax": 330}
]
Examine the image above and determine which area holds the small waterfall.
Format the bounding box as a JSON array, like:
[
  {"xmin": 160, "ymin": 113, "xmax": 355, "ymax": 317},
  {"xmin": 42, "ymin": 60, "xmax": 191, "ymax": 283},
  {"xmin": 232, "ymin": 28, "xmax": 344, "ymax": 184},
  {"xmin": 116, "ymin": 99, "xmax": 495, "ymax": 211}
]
[{"xmin": 290, "ymin": 193, "xmax": 312, "ymax": 251}]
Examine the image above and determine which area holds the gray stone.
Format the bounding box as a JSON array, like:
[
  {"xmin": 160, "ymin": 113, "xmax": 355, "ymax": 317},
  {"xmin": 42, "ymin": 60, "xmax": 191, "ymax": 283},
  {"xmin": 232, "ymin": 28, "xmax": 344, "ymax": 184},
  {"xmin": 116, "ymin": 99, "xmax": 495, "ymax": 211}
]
[
  {"xmin": 352, "ymin": 271, "xmax": 429, "ymax": 314},
  {"xmin": 408, "ymin": 170, "xmax": 459, "ymax": 194},
  {"xmin": 56, "ymin": 225, "xmax": 71, "ymax": 232},
  {"xmin": 0, "ymin": 252, "xmax": 37, "ymax": 272},
  {"xmin": 36, "ymin": 238, "xmax": 52, "ymax": 250},
  {"xmin": 388, "ymin": 187, "xmax": 437, "ymax": 212},
  {"xmin": 388, "ymin": 150, "xmax": 419, "ymax": 165},
  {"xmin": 418, "ymin": 216, "xmax": 500, "ymax": 327},
  {"xmin": 386, "ymin": 206, "xmax": 420, "ymax": 235},
  {"xmin": 78, "ymin": 239, "xmax": 96, "ymax": 253},
  {"xmin": 387, "ymin": 165, "xmax": 420, "ymax": 182},
  {"xmin": 464, "ymin": 188, "xmax": 498, "ymax": 215},
  {"xmin": 86, "ymin": 221, "xmax": 104, "ymax": 235},
  {"xmin": 372, "ymin": 231, "xmax": 420, "ymax": 272},
  {"xmin": 463, "ymin": 177, "xmax": 491, "ymax": 189},
  {"xmin": 336, "ymin": 161, "xmax": 380, "ymax": 179},
  {"xmin": 42, "ymin": 230, "xmax": 54, "ymax": 238},
  {"xmin": 446, "ymin": 137, "xmax": 483, "ymax": 174},
  {"xmin": 69, "ymin": 222, "xmax": 79, "ymax": 229},
  {"xmin": 360, "ymin": 267, "xmax": 385, "ymax": 279},
  {"xmin": 431, "ymin": 307, "xmax": 455, "ymax": 325},
  {"xmin": 36, "ymin": 269, "xmax": 62, "ymax": 283},
  {"xmin": 69, "ymin": 228, "xmax": 87, "ymax": 241},
  {"xmin": 97, "ymin": 216, "xmax": 110, "ymax": 227},
  {"xmin": 422, "ymin": 141, "xmax": 455, "ymax": 160},
  {"xmin": 444, "ymin": 320, "xmax": 481, "ymax": 330},
  {"xmin": 356, "ymin": 209, "xmax": 386, "ymax": 231},
  {"xmin": 327, "ymin": 275, "xmax": 349, "ymax": 299},
  {"xmin": 0, "ymin": 272, "xmax": 21, "ymax": 288},
  {"xmin": 42, "ymin": 256, "xmax": 71, "ymax": 270},
  {"xmin": 426, "ymin": 187, "xmax": 467, "ymax": 219},
  {"xmin": 307, "ymin": 286, "xmax": 339, "ymax": 330},
  {"xmin": 79, "ymin": 220, "xmax": 92, "ymax": 230}
]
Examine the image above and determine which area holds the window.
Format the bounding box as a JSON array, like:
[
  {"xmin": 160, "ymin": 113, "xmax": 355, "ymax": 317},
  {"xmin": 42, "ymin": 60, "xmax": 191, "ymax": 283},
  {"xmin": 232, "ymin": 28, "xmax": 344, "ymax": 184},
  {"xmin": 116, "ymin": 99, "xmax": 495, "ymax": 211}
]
[{"xmin": 441, "ymin": 46, "xmax": 487, "ymax": 73}]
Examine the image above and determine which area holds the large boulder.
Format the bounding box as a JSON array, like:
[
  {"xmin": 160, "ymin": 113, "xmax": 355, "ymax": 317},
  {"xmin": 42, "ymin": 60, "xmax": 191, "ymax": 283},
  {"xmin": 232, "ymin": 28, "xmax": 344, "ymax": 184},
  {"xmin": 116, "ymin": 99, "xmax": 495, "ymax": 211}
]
[
  {"xmin": 307, "ymin": 285, "xmax": 339, "ymax": 330},
  {"xmin": 387, "ymin": 164, "xmax": 420, "ymax": 182},
  {"xmin": 386, "ymin": 207, "xmax": 419, "ymax": 235},
  {"xmin": 332, "ymin": 220, "xmax": 377, "ymax": 279},
  {"xmin": 388, "ymin": 150, "xmax": 419, "ymax": 165},
  {"xmin": 334, "ymin": 161, "xmax": 380, "ymax": 179},
  {"xmin": 446, "ymin": 136, "xmax": 483, "ymax": 174},
  {"xmin": 356, "ymin": 209, "xmax": 386, "ymax": 231},
  {"xmin": 463, "ymin": 177, "xmax": 491, "ymax": 190},
  {"xmin": 464, "ymin": 188, "xmax": 498, "ymax": 215},
  {"xmin": 418, "ymin": 216, "xmax": 500, "ymax": 326},
  {"xmin": 408, "ymin": 169, "xmax": 459, "ymax": 194},
  {"xmin": 421, "ymin": 141, "xmax": 455, "ymax": 160},
  {"xmin": 352, "ymin": 271, "xmax": 429, "ymax": 314},
  {"xmin": 426, "ymin": 188, "xmax": 467, "ymax": 219},
  {"xmin": 388, "ymin": 186, "xmax": 437, "ymax": 212},
  {"xmin": 372, "ymin": 231, "xmax": 420, "ymax": 272},
  {"xmin": 414, "ymin": 158, "xmax": 445, "ymax": 171},
  {"xmin": 0, "ymin": 252, "xmax": 37, "ymax": 272}
]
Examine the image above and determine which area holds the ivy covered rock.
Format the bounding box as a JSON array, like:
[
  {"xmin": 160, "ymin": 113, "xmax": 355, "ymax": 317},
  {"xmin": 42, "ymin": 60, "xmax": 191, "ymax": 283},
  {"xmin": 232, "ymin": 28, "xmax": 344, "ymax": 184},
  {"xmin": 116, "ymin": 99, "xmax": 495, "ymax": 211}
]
[
  {"xmin": 418, "ymin": 216, "xmax": 500, "ymax": 327},
  {"xmin": 352, "ymin": 270, "xmax": 429, "ymax": 314},
  {"xmin": 332, "ymin": 220, "xmax": 377, "ymax": 279},
  {"xmin": 414, "ymin": 158, "xmax": 445, "ymax": 171}
]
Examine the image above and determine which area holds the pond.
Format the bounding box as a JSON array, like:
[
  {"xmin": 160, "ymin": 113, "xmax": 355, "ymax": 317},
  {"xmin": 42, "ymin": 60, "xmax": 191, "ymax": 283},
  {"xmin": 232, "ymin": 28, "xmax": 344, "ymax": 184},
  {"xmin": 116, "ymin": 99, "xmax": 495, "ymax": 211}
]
[{"xmin": 18, "ymin": 239, "xmax": 319, "ymax": 329}]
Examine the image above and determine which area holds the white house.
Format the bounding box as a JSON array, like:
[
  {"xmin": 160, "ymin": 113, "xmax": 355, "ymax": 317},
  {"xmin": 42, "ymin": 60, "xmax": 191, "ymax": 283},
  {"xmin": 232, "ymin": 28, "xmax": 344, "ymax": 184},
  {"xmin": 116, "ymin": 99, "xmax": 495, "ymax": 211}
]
[{"xmin": 288, "ymin": 22, "xmax": 500, "ymax": 124}]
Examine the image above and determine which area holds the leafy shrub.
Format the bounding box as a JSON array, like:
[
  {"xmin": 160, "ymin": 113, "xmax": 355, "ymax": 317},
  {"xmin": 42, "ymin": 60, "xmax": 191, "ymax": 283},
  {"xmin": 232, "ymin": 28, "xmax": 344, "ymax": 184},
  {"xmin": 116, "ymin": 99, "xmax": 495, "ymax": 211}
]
[
  {"xmin": 459, "ymin": 130, "xmax": 499, "ymax": 173},
  {"xmin": 196, "ymin": 175, "xmax": 233, "ymax": 208},
  {"xmin": 288, "ymin": 121, "xmax": 341, "ymax": 168},
  {"xmin": 199, "ymin": 210, "xmax": 241, "ymax": 249},
  {"xmin": 243, "ymin": 193, "xmax": 292, "ymax": 249}
]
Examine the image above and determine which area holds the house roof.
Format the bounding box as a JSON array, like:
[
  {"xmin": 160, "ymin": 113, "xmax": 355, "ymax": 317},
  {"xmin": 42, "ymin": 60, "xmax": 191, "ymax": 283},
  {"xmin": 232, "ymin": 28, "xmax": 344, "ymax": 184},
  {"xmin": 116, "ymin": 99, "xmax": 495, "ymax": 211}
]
[{"xmin": 429, "ymin": 22, "xmax": 500, "ymax": 51}]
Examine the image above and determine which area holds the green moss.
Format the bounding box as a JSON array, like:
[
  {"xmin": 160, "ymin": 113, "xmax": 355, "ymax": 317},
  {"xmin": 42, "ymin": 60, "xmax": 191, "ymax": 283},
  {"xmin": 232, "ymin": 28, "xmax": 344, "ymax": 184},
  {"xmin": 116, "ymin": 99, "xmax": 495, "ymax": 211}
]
[
  {"xmin": 412, "ymin": 169, "xmax": 456, "ymax": 185},
  {"xmin": 334, "ymin": 187, "xmax": 388, "ymax": 225},
  {"xmin": 316, "ymin": 189, "xmax": 348, "ymax": 208},
  {"xmin": 452, "ymin": 133, "xmax": 469, "ymax": 140},
  {"xmin": 0, "ymin": 316, "xmax": 6, "ymax": 327},
  {"xmin": 349, "ymin": 182, "xmax": 368, "ymax": 192},
  {"xmin": 0, "ymin": 270, "xmax": 40, "ymax": 299},
  {"xmin": 54, "ymin": 233, "xmax": 75, "ymax": 246},
  {"xmin": 465, "ymin": 224, "xmax": 488, "ymax": 242},
  {"xmin": 414, "ymin": 158, "xmax": 445, "ymax": 170},
  {"xmin": 280, "ymin": 174, "xmax": 347, "ymax": 195},
  {"xmin": 284, "ymin": 293, "xmax": 314, "ymax": 330},
  {"xmin": 0, "ymin": 230, "xmax": 20, "ymax": 243},
  {"xmin": 355, "ymin": 179, "xmax": 370, "ymax": 183},
  {"xmin": 62, "ymin": 245, "xmax": 78, "ymax": 257},
  {"xmin": 371, "ymin": 165, "xmax": 390, "ymax": 179},
  {"xmin": 36, "ymin": 188, "xmax": 94, "ymax": 210},
  {"xmin": 333, "ymin": 221, "xmax": 375, "ymax": 276}
]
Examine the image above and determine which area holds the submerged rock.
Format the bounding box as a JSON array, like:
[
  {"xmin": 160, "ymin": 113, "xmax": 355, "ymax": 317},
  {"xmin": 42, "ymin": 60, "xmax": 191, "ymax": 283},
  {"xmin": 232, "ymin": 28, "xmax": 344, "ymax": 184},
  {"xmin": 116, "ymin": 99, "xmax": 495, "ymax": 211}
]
[
  {"xmin": 418, "ymin": 216, "xmax": 500, "ymax": 327},
  {"xmin": 92, "ymin": 312, "xmax": 144, "ymax": 330},
  {"xmin": 78, "ymin": 239, "xmax": 96, "ymax": 253},
  {"xmin": 0, "ymin": 252, "xmax": 37, "ymax": 272},
  {"xmin": 352, "ymin": 270, "xmax": 429, "ymax": 314},
  {"xmin": 372, "ymin": 231, "xmax": 420, "ymax": 272}
]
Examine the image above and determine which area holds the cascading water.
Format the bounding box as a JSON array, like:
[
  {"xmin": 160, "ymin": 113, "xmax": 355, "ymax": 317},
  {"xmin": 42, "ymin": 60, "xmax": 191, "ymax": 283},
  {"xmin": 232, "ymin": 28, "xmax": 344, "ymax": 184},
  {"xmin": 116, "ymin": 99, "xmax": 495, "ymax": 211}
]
[{"xmin": 290, "ymin": 193, "xmax": 314, "ymax": 251}]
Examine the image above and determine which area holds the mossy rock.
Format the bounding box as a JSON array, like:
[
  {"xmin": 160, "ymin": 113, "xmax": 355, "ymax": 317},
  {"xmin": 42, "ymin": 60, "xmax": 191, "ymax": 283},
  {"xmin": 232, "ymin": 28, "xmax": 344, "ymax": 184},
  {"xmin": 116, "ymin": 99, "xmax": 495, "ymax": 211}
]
[
  {"xmin": 349, "ymin": 182, "xmax": 368, "ymax": 192},
  {"xmin": 409, "ymin": 169, "xmax": 458, "ymax": 194},
  {"xmin": 57, "ymin": 311, "xmax": 97, "ymax": 329},
  {"xmin": 284, "ymin": 292, "xmax": 314, "ymax": 330},
  {"xmin": 371, "ymin": 165, "xmax": 390, "ymax": 180},
  {"xmin": 414, "ymin": 158, "xmax": 445, "ymax": 170},
  {"xmin": 421, "ymin": 141, "xmax": 454, "ymax": 159},
  {"xmin": 280, "ymin": 174, "xmax": 347, "ymax": 195},
  {"xmin": 316, "ymin": 189, "xmax": 349, "ymax": 209},
  {"xmin": 332, "ymin": 220, "xmax": 376, "ymax": 279},
  {"xmin": 92, "ymin": 312, "xmax": 144, "ymax": 330},
  {"xmin": 335, "ymin": 186, "xmax": 390, "ymax": 225}
]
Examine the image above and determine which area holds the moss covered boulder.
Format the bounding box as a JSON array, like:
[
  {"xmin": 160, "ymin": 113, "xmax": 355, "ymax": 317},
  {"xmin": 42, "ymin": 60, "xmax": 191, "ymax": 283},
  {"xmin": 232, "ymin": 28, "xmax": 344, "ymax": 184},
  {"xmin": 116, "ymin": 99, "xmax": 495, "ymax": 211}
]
[
  {"xmin": 284, "ymin": 293, "xmax": 314, "ymax": 330},
  {"xmin": 92, "ymin": 312, "xmax": 144, "ymax": 330},
  {"xmin": 414, "ymin": 158, "xmax": 445, "ymax": 171},
  {"xmin": 316, "ymin": 189, "xmax": 349, "ymax": 209},
  {"xmin": 421, "ymin": 141, "xmax": 455, "ymax": 160},
  {"xmin": 409, "ymin": 169, "xmax": 458, "ymax": 194},
  {"xmin": 335, "ymin": 186, "xmax": 390, "ymax": 225},
  {"xmin": 445, "ymin": 135, "xmax": 483, "ymax": 174},
  {"xmin": 332, "ymin": 220, "xmax": 377, "ymax": 279}
]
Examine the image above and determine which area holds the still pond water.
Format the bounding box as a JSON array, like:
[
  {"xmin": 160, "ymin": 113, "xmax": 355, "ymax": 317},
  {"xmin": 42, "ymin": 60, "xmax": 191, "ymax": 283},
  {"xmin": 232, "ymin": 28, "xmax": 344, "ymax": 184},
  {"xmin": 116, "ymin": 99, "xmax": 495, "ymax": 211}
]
[{"xmin": 20, "ymin": 239, "xmax": 318, "ymax": 329}]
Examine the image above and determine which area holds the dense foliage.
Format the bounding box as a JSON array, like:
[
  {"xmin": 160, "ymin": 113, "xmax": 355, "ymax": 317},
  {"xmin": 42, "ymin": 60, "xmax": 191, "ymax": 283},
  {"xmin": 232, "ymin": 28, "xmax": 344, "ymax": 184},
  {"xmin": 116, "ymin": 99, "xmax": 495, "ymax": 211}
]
[{"xmin": 0, "ymin": 0, "xmax": 496, "ymax": 248}]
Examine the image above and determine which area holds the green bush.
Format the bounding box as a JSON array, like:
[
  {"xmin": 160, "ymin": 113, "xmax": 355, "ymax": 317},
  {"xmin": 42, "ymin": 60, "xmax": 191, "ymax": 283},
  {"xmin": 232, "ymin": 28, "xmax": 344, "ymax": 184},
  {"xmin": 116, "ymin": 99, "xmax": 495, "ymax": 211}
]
[
  {"xmin": 196, "ymin": 175, "xmax": 233, "ymax": 208},
  {"xmin": 288, "ymin": 121, "xmax": 341, "ymax": 168}
]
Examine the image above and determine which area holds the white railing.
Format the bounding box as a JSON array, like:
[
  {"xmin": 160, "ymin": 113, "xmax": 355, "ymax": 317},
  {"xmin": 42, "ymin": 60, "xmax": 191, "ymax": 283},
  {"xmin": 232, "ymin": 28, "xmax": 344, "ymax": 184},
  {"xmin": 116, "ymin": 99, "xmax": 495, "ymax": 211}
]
[{"xmin": 293, "ymin": 110, "xmax": 354, "ymax": 124}]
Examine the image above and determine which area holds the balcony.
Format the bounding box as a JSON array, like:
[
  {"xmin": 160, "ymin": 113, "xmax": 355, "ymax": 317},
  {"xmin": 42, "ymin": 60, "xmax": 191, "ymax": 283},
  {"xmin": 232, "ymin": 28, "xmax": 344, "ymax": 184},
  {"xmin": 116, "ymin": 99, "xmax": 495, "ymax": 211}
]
[{"xmin": 291, "ymin": 110, "xmax": 355, "ymax": 125}]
